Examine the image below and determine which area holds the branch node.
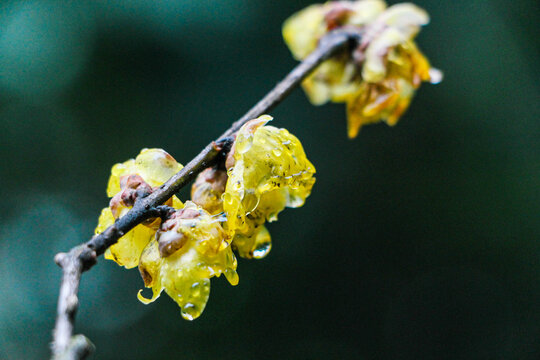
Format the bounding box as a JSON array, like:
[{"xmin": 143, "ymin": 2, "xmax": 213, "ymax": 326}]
[
  {"xmin": 66, "ymin": 295, "xmax": 79, "ymax": 316},
  {"xmin": 79, "ymin": 248, "xmax": 97, "ymax": 272},
  {"xmin": 54, "ymin": 253, "xmax": 67, "ymax": 268},
  {"xmin": 53, "ymin": 335, "xmax": 95, "ymax": 360},
  {"xmin": 213, "ymin": 136, "xmax": 234, "ymax": 153},
  {"xmin": 150, "ymin": 205, "xmax": 176, "ymax": 221}
]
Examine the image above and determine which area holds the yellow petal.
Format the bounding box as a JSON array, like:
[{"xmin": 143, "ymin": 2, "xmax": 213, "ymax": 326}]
[
  {"xmin": 363, "ymin": 28, "xmax": 407, "ymax": 83},
  {"xmin": 134, "ymin": 148, "xmax": 183, "ymax": 187},
  {"xmin": 376, "ymin": 3, "xmax": 429, "ymax": 39},
  {"xmin": 171, "ymin": 195, "xmax": 184, "ymax": 210},
  {"xmin": 282, "ymin": 4, "xmax": 325, "ymax": 60},
  {"xmin": 106, "ymin": 160, "xmax": 136, "ymax": 197},
  {"xmin": 95, "ymin": 206, "xmax": 157, "ymax": 269},
  {"xmin": 348, "ymin": 0, "xmax": 387, "ymax": 26},
  {"xmin": 137, "ymin": 238, "xmax": 164, "ymax": 304}
]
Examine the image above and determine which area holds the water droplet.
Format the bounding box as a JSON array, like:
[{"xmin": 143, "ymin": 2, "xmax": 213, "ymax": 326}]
[
  {"xmin": 287, "ymin": 193, "xmax": 304, "ymax": 207},
  {"xmin": 253, "ymin": 241, "xmax": 271, "ymax": 259},
  {"xmin": 236, "ymin": 138, "xmax": 253, "ymax": 154},
  {"xmin": 190, "ymin": 282, "xmax": 201, "ymax": 297},
  {"xmin": 181, "ymin": 303, "xmax": 198, "ymax": 321},
  {"xmin": 251, "ymin": 226, "xmax": 272, "ymax": 259},
  {"xmin": 428, "ymin": 68, "xmax": 443, "ymax": 84}
]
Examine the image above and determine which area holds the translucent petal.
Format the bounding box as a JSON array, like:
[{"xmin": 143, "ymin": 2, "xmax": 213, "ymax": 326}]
[
  {"xmin": 106, "ymin": 224, "xmax": 157, "ymax": 269},
  {"xmin": 138, "ymin": 201, "xmax": 238, "ymax": 320},
  {"xmin": 95, "ymin": 207, "xmax": 158, "ymax": 269},
  {"xmin": 107, "ymin": 149, "xmax": 183, "ymax": 197},
  {"xmin": 134, "ymin": 148, "xmax": 183, "ymax": 187},
  {"xmin": 107, "ymin": 160, "xmax": 136, "ymax": 197},
  {"xmin": 137, "ymin": 239, "xmax": 164, "ymax": 304},
  {"xmin": 302, "ymin": 58, "xmax": 361, "ymax": 105}
]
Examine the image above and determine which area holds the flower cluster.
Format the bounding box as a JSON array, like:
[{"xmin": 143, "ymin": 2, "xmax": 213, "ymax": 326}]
[
  {"xmin": 95, "ymin": 116, "xmax": 315, "ymax": 319},
  {"xmin": 95, "ymin": 148, "xmax": 184, "ymax": 269},
  {"xmin": 283, "ymin": 0, "xmax": 442, "ymax": 138}
]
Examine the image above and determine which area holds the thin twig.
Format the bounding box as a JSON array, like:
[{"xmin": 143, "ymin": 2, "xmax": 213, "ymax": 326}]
[{"xmin": 51, "ymin": 29, "xmax": 360, "ymax": 360}]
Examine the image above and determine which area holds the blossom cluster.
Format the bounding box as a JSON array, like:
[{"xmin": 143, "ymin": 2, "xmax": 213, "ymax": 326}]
[
  {"xmin": 283, "ymin": 0, "xmax": 442, "ymax": 138},
  {"xmin": 94, "ymin": 0, "xmax": 441, "ymax": 321},
  {"xmin": 95, "ymin": 116, "xmax": 315, "ymax": 320}
]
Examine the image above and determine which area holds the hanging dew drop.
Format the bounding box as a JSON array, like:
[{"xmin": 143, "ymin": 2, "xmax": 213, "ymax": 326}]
[
  {"xmin": 181, "ymin": 303, "xmax": 198, "ymax": 321},
  {"xmin": 252, "ymin": 226, "xmax": 272, "ymax": 259},
  {"xmin": 253, "ymin": 241, "xmax": 271, "ymax": 259}
]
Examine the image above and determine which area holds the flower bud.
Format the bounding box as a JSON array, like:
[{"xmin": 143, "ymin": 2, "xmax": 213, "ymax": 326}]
[{"xmin": 191, "ymin": 168, "xmax": 228, "ymax": 215}]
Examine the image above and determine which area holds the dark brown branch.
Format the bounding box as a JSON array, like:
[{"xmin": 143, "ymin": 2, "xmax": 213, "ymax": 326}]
[{"xmin": 51, "ymin": 29, "xmax": 360, "ymax": 360}]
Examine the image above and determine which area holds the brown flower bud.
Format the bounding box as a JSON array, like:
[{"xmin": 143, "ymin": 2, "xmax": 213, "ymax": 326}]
[
  {"xmin": 191, "ymin": 168, "xmax": 228, "ymax": 215},
  {"xmin": 110, "ymin": 174, "xmax": 153, "ymax": 218},
  {"xmin": 156, "ymin": 207, "xmax": 201, "ymax": 257}
]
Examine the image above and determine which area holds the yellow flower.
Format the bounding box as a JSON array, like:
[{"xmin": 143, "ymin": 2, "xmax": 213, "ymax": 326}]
[
  {"xmin": 283, "ymin": 0, "xmax": 442, "ymax": 138},
  {"xmin": 137, "ymin": 201, "xmax": 238, "ymax": 320},
  {"xmin": 95, "ymin": 148, "xmax": 184, "ymax": 269},
  {"xmin": 222, "ymin": 115, "xmax": 316, "ymax": 258}
]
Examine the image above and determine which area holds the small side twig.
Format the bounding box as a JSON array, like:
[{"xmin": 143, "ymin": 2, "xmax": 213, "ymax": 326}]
[{"xmin": 51, "ymin": 29, "xmax": 360, "ymax": 360}]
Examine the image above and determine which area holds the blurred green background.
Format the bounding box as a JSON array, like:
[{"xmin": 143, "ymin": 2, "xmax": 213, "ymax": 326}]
[{"xmin": 0, "ymin": 0, "xmax": 538, "ymax": 359}]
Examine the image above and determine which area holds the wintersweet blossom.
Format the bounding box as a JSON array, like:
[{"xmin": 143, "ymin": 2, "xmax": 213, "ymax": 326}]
[
  {"xmin": 95, "ymin": 148, "xmax": 183, "ymax": 268},
  {"xmin": 137, "ymin": 201, "xmax": 238, "ymax": 320},
  {"xmin": 283, "ymin": 0, "xmax": 442, "ymax": 137},
  {"xmin": 223, "ymin": 115, "xmax": 316, "ymax": 258}
]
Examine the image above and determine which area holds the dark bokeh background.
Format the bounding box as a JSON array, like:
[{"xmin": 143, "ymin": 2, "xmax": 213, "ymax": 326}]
[{"xmin": 0, "ymin": 0, "xmax": 538, "ymax": 359}]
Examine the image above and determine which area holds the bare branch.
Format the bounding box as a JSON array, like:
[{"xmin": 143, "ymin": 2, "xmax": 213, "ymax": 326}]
[{"xmin": 51, "ymin": 29, "xmax": 360, "ymax": 359}]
